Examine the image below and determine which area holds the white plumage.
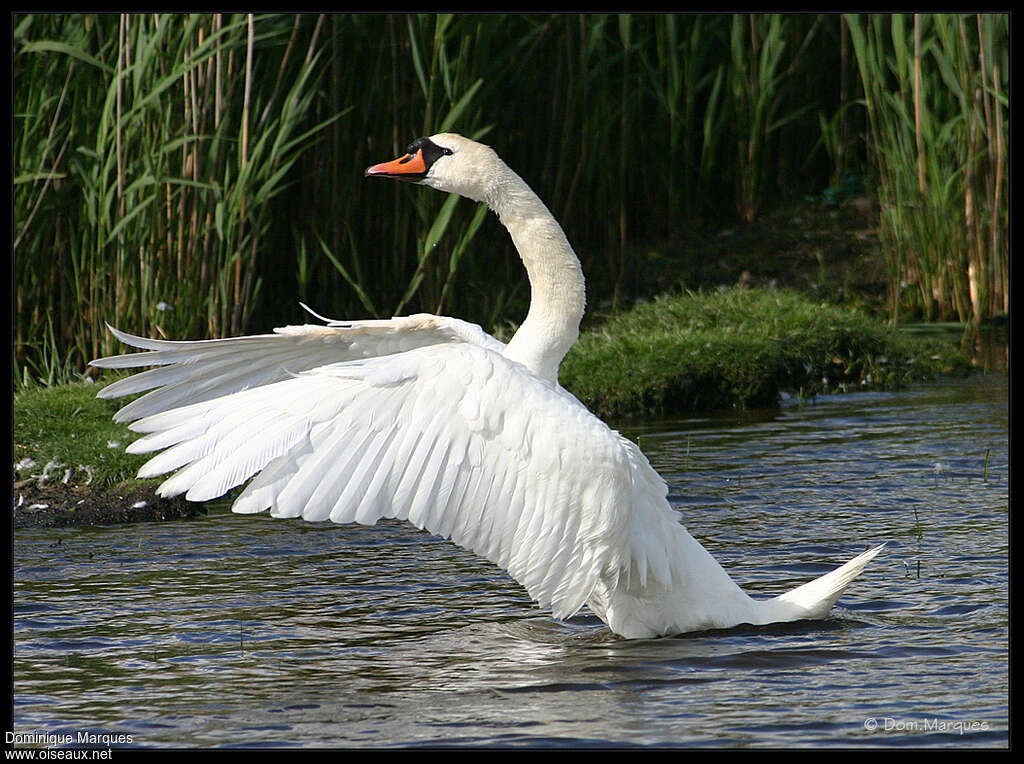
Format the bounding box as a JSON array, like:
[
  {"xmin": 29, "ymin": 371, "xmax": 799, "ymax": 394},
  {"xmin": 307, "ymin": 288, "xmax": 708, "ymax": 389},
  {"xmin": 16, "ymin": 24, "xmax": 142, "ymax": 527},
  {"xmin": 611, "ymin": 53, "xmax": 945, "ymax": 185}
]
[{"xmin": 91, "ymin": 133, "xmax": 883, "ymax": 638}]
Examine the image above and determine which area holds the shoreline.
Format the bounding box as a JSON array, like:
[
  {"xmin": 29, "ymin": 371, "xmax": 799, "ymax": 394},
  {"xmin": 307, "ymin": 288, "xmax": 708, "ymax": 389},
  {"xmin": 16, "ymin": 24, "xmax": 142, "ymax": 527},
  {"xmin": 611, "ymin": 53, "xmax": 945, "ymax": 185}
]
[{"xmin": 13, "ymin": 480, "xmax": 206, "ymax": 530}]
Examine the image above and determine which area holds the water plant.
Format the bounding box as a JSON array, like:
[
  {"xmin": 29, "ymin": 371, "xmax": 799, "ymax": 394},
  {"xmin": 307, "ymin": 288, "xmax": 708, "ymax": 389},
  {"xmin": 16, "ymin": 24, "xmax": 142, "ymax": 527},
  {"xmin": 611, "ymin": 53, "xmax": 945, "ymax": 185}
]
[
  {"xmin": 844, "ymin": 14, "xmax": 1008, "ymax": 327},
  {"xmin": 14, "ymin": 13, "xmax": 338, "ymax": 382}
]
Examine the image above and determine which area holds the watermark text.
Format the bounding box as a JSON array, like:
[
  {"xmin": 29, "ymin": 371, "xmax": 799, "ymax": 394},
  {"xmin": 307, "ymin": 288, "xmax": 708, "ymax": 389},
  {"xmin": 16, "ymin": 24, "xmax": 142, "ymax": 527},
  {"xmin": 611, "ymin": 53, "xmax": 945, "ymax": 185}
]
[{"xmin": 863, "ymin": 717, "xmax": 990, "ymax": 736}]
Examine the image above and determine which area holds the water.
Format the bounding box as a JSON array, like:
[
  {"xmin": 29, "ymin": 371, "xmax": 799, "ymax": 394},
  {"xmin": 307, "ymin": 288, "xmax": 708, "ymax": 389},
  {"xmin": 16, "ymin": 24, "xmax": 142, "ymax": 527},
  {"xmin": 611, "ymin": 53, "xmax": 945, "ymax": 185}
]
[{"xmin": 12, "ymin": 372, "xmax": 1008, "ymax": 748}]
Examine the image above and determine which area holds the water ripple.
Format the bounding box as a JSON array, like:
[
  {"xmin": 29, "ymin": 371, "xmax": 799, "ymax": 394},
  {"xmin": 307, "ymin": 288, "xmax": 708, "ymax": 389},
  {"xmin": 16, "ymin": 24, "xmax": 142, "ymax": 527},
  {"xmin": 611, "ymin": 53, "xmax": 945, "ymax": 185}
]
[{"xmin": 13, "ymin": 374, "xmax": 1008, "ymax": 747}]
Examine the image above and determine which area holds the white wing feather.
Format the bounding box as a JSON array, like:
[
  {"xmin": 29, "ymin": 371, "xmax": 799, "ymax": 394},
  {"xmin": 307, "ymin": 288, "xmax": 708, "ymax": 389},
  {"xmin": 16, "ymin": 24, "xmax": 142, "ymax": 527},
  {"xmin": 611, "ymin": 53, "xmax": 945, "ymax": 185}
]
[
  {"xmin": 92, "ymin": 314, "xmax": 504, "ymax": 422},
  {"xmin": 93, "ymin": 319, "xmax": 637, "ymax": 620}
]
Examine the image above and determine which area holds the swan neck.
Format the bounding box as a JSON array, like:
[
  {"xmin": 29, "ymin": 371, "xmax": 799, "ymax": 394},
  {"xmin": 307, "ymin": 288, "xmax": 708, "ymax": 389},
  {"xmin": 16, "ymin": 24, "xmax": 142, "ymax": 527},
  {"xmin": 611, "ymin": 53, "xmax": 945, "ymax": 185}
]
[{"xmin": 487, "ymin": 169, "xmax": 585, "ymax": 385}]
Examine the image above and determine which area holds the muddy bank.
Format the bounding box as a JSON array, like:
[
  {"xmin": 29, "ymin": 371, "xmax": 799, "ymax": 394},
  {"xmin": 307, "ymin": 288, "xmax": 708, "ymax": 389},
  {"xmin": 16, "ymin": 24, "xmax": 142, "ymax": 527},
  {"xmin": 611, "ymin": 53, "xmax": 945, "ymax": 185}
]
[{"xmin": 13, "ymin": 480, "xmax": 206, "ymax": 529}]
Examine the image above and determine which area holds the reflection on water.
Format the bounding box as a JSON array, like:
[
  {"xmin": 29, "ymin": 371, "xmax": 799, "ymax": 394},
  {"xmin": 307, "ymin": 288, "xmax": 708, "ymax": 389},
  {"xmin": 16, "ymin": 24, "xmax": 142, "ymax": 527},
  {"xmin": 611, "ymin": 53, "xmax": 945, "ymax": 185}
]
[
  {"xmin": 13, "ymin": 373, "xmax": 1008, "ymax": 747},
  {"xmin": 899, "ymin": 321, "xmax": 1008, "ymax": 374}
]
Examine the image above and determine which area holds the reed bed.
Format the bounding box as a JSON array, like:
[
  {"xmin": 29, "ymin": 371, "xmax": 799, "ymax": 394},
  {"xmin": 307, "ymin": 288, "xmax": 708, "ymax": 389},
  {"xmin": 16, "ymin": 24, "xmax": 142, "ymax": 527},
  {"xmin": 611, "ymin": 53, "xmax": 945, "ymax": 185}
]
[
  {"xmin": 14, "ymin": 13, "xmax": 337, "ymax": 384},
  {"xmin": 845, "ymin": 13, "xmax": 1008, "ymax": 326},
  {"xmin": 14, "ymin": 13, "xmax": 1007, "ymax": 389}
]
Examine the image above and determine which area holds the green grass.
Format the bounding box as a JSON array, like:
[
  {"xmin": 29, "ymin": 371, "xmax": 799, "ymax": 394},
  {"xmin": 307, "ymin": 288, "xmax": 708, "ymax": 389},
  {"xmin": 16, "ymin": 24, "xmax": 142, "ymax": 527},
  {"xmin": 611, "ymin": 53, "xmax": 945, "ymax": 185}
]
[
  {"xmin": 13, "ymin": 382, "xmax": 150, "ymax": 491},
  {"xmin": 559, "ymin": 287, "xmax": 967, "ymax": 419}
]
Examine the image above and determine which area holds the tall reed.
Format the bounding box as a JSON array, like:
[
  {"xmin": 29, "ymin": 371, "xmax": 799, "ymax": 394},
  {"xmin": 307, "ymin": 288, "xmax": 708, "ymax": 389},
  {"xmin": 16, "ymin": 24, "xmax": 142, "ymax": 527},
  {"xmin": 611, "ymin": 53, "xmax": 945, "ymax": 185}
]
[
  {"xmin": 729, "ymin": 15, "xmax": 820, "ymax": 222},
  {"xmin": 844, "ymin": 13, "xmax": 1008, "ymax": 326},
  {"xmin": 14, "ymin": 13, "xmax": 336, "ymax": 383}
]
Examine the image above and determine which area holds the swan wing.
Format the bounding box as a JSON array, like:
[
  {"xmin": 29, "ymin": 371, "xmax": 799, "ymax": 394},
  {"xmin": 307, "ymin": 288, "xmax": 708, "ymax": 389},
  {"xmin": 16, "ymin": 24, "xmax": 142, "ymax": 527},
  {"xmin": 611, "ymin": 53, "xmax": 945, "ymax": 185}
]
[
  {"xmin": 91, "ymin": 314, "xmax": 505, "ymax": 423},
  {"xmin": 94, "ymin": 333, "xmax": 634, "ymax": 620}
]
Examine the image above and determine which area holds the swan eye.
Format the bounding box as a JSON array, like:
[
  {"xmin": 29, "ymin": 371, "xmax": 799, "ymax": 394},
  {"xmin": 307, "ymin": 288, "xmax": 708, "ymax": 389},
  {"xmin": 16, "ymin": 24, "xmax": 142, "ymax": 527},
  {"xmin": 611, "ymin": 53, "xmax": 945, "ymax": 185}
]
[
  {"xmin": 399, "ymin": 137, "xmax": 454, "ymax": 174},
  {"xmin": 402, "ymin": 147, "xmax": 452, "ymax": 162}
]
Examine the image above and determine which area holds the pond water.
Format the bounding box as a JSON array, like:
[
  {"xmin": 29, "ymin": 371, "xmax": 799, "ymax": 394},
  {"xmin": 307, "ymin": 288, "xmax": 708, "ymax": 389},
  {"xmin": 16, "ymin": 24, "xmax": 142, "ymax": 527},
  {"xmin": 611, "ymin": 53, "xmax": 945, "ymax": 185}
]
[{"xmin": 12, "ymin": 372, "xmax": 1008, "ymax": 748}]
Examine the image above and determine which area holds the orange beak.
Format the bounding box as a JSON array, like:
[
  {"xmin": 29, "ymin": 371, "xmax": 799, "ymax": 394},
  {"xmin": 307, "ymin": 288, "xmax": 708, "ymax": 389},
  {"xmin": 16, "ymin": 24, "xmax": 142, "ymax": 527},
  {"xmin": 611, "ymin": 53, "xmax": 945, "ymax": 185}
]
[{"xmin": 365, "ymin": 149, "xmax": 427, "ymax": 178}]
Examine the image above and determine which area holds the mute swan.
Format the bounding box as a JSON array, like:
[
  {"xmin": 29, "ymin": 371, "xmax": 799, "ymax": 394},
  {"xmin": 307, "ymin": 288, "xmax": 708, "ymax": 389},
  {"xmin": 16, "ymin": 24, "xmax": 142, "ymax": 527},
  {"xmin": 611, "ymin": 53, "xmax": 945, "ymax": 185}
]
[{"xmin": 90, "ymin": 133, "xmax": 883, "ymax": 639}]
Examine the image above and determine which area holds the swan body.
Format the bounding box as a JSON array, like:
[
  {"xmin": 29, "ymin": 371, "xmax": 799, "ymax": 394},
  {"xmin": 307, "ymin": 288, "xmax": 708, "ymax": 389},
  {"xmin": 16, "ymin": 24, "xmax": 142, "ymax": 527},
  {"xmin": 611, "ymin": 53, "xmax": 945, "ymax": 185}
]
[{"xmin": 91, "ymin": 133, "xmax": 883, "ymax": 639}]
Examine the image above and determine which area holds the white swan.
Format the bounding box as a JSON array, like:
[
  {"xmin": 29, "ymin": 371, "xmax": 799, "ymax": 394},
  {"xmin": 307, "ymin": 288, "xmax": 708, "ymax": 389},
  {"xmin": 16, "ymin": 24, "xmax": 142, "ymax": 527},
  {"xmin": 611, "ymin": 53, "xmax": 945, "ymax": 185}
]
[{"xmin": 90, "ymin": 133, "xmax": 883, "ymax": 639}]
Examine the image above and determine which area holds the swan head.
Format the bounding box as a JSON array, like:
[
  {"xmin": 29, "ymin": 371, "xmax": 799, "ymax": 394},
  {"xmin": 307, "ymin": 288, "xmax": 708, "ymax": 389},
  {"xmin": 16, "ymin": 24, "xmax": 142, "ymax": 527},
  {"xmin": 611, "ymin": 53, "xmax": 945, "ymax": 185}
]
[{"xmin": 365, "ymin": 133, "xmax": 500, "ymax": 204}]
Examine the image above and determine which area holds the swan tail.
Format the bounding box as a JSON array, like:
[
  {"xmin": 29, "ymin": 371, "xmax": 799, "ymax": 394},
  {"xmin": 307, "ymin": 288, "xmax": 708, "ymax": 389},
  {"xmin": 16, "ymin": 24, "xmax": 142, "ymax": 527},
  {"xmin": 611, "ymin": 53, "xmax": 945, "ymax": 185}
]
[{"xmin": 763, "ymin": 544, "xmax": 885, "ymax": 623}]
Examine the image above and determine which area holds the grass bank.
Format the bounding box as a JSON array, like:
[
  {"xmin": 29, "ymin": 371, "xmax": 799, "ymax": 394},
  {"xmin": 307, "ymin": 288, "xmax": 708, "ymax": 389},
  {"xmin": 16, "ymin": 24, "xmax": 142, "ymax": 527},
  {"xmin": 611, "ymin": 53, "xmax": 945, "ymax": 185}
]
[
  {"xmin": 560, "ymin": 287, "xmax": 968, "ymax": 419},
  {"xmin": 13, "ymin": 382, "xmax": 203, "ymax": 527},
  {"xmin": 14, "ymin": 383, "xmax": 148, "ymax": 490}
]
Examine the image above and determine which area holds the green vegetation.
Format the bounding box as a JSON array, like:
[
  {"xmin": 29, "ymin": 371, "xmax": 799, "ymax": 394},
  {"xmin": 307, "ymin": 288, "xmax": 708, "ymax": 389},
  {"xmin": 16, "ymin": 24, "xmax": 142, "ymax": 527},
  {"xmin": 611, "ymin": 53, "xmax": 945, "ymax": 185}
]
[
  {"xmin": 14, "ymin": 14, "xmax": 338, "ymax": 387},
  {"xmin": 845, "ymin": 14, "xmax": 1008, "ymax": 326},
  {"xmin": 13, "ymin": 382, "xmax": 149, "ymax": 490},
  {"xmin": 13, "ymin": 13, "xmax": 1008, "ymax": 391},
  {"xmin": 560, "ymin": 288, "xmax": 967, "ymax": 419}
]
